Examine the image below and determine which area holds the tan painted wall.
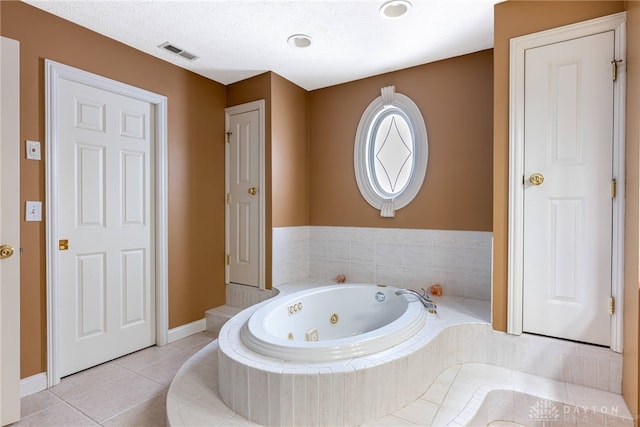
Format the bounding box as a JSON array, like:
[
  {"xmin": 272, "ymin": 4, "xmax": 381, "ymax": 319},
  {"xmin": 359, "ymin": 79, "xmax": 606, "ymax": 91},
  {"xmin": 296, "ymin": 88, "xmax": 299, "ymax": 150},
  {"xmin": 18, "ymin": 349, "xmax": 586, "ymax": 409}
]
[
  {"xmin": 271, "ymin": 73, "xmax": 309, "ymax": 227},
  {"xmin": 308, "ymin": 50, "xmax": 494, "ymax": 230},
  {"xmin": 623, "ymin": 0, "xmax": 640, "ymax": 420},
  {"xmin": 1, "ymin": 1, "xmax": 227, "ymax": 378}
]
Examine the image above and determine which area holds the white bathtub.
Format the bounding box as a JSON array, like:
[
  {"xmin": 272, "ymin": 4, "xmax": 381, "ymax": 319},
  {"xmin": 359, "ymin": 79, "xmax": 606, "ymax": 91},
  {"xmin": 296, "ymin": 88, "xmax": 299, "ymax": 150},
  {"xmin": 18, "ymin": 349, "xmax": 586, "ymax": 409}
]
[{"xmin": 240, "ymin": 284, "xmax": 427, "ymax": 361}]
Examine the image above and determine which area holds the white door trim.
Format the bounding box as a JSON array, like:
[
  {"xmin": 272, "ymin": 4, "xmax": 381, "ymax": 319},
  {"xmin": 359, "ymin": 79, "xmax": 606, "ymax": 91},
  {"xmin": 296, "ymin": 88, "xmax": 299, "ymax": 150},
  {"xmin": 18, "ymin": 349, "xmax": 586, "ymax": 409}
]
[
  {"xmin": 508, "ymin": 12, "xmax": 626, "ymax": 352},
  {"xmin": 45, "ymin": 60, "xmax": 169, "ymax": 386},
  {"xmin": 1, "ymin": 36, "xmax": 21, "ymax": 426},
  {"xmin": 225, "ymin": 100, "xmax": 266, "ymax": 290}
]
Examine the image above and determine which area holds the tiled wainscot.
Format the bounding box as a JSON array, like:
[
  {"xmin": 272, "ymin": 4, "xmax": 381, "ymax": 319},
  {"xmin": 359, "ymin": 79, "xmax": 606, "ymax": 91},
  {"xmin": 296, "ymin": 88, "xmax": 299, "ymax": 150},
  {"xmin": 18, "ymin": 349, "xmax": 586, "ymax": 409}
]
[{"xmin": 273, "ymin": 226, "xmax": 492, "ymax": 301}]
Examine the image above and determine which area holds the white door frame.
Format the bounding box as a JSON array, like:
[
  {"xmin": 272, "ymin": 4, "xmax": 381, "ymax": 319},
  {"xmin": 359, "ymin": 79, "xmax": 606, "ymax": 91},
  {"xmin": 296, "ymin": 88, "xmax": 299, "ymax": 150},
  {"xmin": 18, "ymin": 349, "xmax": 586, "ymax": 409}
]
[
  {"xmin": 1, "ymin": 36, "xmax": 21, "ymax": 426},
  {"xmin": 225, "ymin": 100, "xmax": 266, "ymax": 290},
  {"xmin": 508, "ymin": 12, "xmax": 626, "ymax": 352},
  {"xmin": 45, "ymin": 60, "xmax": 169, "ymax": 386}
]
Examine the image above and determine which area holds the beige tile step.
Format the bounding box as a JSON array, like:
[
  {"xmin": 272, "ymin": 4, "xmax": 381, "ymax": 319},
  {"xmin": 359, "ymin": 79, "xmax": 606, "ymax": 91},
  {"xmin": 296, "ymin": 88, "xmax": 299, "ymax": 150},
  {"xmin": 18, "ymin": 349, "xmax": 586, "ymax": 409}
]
[{"xmin": 205, "ymin": 305, "xmax": 243, "ymax": 334}]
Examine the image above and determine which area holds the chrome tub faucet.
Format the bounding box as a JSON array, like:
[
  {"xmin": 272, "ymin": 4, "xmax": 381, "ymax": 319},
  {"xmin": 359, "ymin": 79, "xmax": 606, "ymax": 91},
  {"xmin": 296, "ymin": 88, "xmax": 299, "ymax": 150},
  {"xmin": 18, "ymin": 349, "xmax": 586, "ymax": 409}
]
[{"xmin": 395, "ymin": 288, "xmax": 437, "ymax": 314}]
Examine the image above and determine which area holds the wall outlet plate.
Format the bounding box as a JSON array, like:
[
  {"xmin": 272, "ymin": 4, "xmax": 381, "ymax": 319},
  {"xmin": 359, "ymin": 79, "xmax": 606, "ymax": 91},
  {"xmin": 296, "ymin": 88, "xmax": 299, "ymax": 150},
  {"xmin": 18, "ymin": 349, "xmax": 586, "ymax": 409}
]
[
  {"xmin": 26, "ymin": 140, "xmax": 41, "ymax": 160},
  {"xmin": 25, "ymin": 201, "xmax": 42, "ymax": 221}
]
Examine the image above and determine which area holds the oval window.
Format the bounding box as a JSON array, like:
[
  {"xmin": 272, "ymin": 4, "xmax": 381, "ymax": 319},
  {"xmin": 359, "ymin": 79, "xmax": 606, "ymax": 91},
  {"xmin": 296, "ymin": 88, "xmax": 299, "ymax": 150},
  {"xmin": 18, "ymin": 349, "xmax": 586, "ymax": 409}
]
[
  {"xmin": 369, "ymin": 108, "xmax": 414, "ymax": 197},
  {"xmin": 354, "ymin": 86, "xmax": 428, "ymax": 217}
]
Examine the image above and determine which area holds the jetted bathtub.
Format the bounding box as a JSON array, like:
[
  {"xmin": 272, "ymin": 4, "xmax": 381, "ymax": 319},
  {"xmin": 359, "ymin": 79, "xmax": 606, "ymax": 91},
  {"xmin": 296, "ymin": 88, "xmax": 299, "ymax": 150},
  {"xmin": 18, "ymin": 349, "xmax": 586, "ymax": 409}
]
[{"xmin": 241, "ymin": 283, "xmax": 428, "ymax": 361}]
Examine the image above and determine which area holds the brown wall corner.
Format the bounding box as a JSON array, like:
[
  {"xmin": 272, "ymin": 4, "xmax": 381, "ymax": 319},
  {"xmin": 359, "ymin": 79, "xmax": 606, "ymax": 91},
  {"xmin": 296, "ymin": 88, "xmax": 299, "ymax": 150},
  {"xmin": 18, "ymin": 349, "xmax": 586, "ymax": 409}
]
[
  {"xmin": 271, "ymin": 73, "xmax": 310, "ymax": 227},
  {"xmin": 227, "ymin": 72, "xmax": 274, "ymax": 289}
]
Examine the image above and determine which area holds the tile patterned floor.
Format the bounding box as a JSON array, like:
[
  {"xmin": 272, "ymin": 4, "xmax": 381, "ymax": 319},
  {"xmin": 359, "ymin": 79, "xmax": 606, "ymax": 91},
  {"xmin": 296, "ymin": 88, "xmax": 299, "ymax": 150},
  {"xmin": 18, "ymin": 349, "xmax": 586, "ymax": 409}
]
[{"xmin": 15, "ymin": 332, "xmax": 217, "ymax": 427}]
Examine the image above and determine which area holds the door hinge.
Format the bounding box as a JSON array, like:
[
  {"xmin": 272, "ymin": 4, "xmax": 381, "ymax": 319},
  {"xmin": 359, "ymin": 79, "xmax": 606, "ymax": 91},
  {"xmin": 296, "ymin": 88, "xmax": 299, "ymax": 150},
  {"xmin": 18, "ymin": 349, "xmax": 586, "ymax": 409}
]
[
  {"xmin": 226, "ymin": 193, "xmax": 231, "ymax": 204},
  {"xmin": 226, "ymin": 132, "xmax": 232, "ymax": 143},
  {"xmin": 611, "ymin": 59, "xmax": 623, "ymax": 82},
  {"xmin": 226, "ymin": 254, "xmax": 231, "ymax": 265},
  {"xmin": 609, "ymin": 296, "xmax": 615, "ymax": 315},
  {"xmin": 611, "ymin": 179, "xmax": 617, "ymax": 199}
]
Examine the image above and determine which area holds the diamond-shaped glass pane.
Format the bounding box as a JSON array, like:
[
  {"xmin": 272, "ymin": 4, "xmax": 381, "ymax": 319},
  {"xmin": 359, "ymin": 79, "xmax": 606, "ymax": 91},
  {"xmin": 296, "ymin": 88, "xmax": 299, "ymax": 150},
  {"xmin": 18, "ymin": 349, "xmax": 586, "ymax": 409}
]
[{"xmin": 372, "ymin": 113, "xmax": 413, "ymax": 195}]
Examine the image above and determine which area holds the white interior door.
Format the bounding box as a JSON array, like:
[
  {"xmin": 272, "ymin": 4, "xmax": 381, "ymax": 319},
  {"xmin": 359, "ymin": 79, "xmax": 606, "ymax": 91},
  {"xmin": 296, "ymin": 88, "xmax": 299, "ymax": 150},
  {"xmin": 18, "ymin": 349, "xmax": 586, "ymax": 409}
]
[
  {"xmin": 0, "ymin": 36, "xmax": 21, "ymax": 426},
  {"xmin": 225, "ymin": 101, "xmax": 264, "ymax": 288},
  {"xmin": 522, "ymin": 31, "xmax": 614, "ymax": 346},
  {"xmin": 56, "ymin": 78, "xmax": 155, "ymax": 377}
]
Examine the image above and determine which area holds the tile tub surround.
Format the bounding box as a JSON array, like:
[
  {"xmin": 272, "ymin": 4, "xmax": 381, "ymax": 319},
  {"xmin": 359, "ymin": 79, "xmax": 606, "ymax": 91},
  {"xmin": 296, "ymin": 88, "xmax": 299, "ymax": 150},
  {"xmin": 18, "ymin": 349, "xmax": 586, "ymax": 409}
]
[
  {"xmin": 272, "ymin": 226, "xmax": 310, "ymax": 287},
  {"xmin": 167, "ymin": 297, "xmax": 631, "ymax": 427},
  {"xmin": 213, "ymin": 292, "xmax": 624, "ymax": 427},
  {"xmin": 166, "ymin": 347, "xmax": 632, "ymax": 427},
  {"xmin": 273, "ymin": 226, "xmax": 492, "ymax": 300}
]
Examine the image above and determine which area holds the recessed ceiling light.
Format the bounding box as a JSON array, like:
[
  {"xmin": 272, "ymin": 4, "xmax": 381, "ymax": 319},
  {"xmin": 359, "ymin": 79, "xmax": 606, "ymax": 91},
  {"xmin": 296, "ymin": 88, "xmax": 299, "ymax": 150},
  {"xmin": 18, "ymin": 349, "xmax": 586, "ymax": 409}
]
[
  {"xmin": 379, "ymin": 0, "xmax": 412, "ymax": 19},
  {"xmin": 287, "ymin": 34, "xmax": 312, "ymax": 48}
]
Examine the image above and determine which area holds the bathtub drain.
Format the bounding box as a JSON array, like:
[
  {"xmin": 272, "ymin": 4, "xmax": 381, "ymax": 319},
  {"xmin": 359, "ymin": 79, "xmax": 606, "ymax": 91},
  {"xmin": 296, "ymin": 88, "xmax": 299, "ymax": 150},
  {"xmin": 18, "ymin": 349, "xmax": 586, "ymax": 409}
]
[{"xmin": 330, "ymin": 313, "xmax": 339, "ymax": 325}]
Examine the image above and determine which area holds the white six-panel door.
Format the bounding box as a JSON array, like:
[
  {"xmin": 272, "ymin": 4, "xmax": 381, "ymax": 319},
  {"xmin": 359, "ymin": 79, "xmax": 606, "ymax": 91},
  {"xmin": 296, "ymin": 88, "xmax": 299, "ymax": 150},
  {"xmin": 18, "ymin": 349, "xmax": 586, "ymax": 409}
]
[
  {"xmin": 522, "ymin": 31, "xmax": 614, "ymax": 346},
  {"xmin": 226, "ymin": 101, "xmax": 264, "ymax": 288},
  {"xmin": 56, "ymin": 78, "xmax": 155, "ymax": 377}
]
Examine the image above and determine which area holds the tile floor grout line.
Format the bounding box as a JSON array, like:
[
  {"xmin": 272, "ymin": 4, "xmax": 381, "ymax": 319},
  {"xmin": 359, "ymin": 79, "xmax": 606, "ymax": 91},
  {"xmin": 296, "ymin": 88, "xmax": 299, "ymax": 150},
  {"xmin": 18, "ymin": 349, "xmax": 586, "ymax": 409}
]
[
  {"xmin": 132, "ymin": 340, "xmax": 217, "ymax": 387},
  {"xmin": 136, "ymin": 357, "xmax": 191, "ymax": 388},
  {"xmin": 55, "ymin": 369, "xmax": 143, "ymax": 405},
  {"xmin": 429, "ymin": 364, "xmax": 463, "ymax": 425},
  {"xmin": 53, "ymin": 367, "xmax": 134, "ymax": 402},
  {"xmin": 58, "ymin": 395, "xmax": 102, "ymax": 426},
  {"xmin": 15, "ymin": 334, "xmax": 218, "ymax": 427},
  {"xmin": 18, "ymin": 390, "xmax": 66, "ymax": 422},
  {"xmin": 56, "ymin": 362, "xmax": 177, "ymax": 423},
  {"xmin": 97, "ymin": 387, "xmax": 168, "ymax": 426}
]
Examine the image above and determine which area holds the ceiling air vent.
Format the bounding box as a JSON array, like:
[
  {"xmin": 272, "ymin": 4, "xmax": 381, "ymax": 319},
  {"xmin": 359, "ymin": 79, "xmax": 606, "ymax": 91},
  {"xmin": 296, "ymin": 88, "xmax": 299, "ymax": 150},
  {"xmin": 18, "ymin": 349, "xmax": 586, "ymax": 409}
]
[{"xmin": 158, "ymin": 42, "xmax": 199, "ymax": 61}]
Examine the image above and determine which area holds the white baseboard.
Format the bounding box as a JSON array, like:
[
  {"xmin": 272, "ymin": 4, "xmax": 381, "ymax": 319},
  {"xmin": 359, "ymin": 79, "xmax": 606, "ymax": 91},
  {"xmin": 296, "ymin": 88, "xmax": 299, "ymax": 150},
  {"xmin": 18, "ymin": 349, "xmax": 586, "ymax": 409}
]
[
  {"xmin": 167, "ymin": 318, "xmax": 206, "ymax": 344},
  {"xmin": 20, "ymin": 372, "xmax": 47, "ymax": 398}
]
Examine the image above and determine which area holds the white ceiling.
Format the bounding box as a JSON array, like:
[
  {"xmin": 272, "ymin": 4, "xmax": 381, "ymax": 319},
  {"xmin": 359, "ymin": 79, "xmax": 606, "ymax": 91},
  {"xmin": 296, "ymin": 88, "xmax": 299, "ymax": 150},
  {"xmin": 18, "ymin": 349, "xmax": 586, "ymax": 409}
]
[{"xmin": 24, "ymin": 0, "xmax": 498, "ymax": 91}]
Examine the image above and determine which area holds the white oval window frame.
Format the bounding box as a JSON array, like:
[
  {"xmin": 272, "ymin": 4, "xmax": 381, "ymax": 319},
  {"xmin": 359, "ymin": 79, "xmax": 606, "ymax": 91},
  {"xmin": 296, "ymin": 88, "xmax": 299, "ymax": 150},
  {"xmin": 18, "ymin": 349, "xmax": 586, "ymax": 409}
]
[{"xmin": 354, "ymin": 86, "xmax": 428, "ymax": 217}]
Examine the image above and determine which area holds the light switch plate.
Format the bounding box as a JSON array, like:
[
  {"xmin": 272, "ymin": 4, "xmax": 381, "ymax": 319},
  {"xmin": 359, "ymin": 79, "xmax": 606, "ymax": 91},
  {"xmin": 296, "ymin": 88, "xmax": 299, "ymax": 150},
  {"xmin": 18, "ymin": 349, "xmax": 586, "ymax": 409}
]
[
  {"xmin": 26, "ymin": 140, "xmax": 41, "ymax": 160},
  {"xmin": 25, "ymin": 201, "xmax": 42, "ymax": 222}
]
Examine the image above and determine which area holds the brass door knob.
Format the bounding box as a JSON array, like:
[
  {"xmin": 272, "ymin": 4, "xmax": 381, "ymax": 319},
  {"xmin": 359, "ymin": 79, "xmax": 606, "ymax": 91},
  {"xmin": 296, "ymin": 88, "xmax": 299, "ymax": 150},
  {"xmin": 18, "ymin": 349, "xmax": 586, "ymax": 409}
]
[
  {"xmin": 0, "ymin": 245, "xmax": 15, "ymax": 259},
  {"xmin": 529, "ymin": 173, "xmax": 544, "ymax": 186},
  {"xmin": 248, "ymin": 187, "xmax": 257, "ymax": 196}
]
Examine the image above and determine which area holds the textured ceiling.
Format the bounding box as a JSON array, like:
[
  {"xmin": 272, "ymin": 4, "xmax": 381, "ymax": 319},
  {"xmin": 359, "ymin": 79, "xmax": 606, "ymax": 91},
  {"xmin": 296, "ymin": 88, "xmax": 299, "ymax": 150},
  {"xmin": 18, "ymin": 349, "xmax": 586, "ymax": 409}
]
[{"xmin": 24, "ymin": 0, "xmax": 498, "ymax": 91}]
